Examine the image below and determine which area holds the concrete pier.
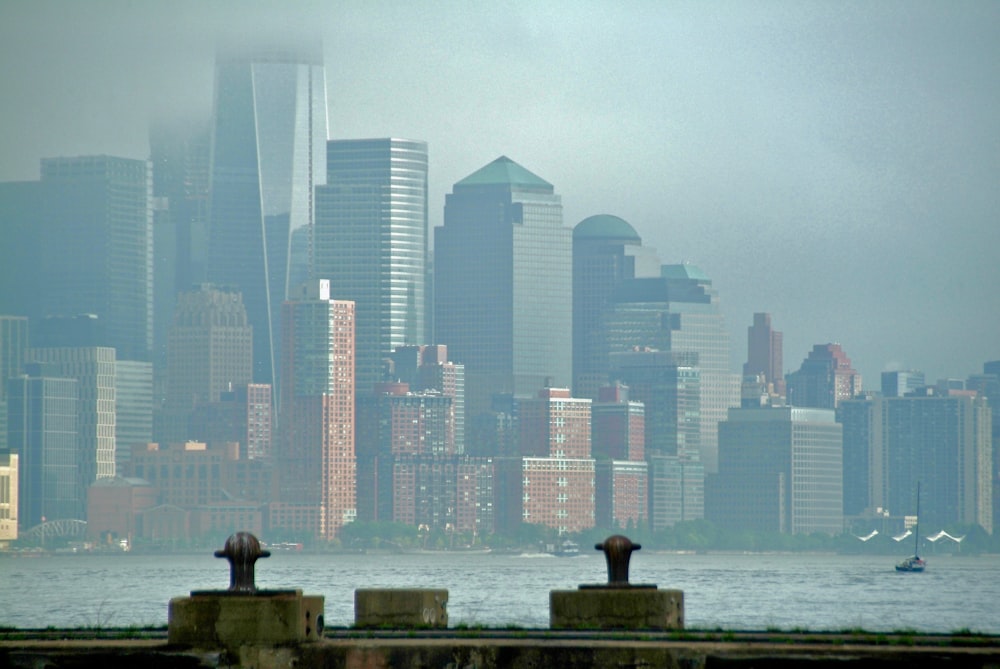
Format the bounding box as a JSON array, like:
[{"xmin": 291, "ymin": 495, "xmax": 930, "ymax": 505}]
[{"xmin": 354, "ymin": 588, "xmax": 449, "ymax": 628}]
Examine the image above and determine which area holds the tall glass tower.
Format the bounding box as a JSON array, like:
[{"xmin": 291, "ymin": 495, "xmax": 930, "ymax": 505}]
[
  {"xmin": 434, "ymin": 156, "xmax": 571, "ymax": 420},
  {"xmin": 40, "ymin": 156, "xmax": 153, "ymax": 362},
  {"xmin": 572, "ymin": 214, "xmax": 661, "ymax": 400},
  {"xmin": 207, "ymin": 44, "xmax": 328, "ymax": 406},
  {"xmin": 603, "ymin": 264, "xmax": 740, "ymax": 473},
  {"xmin": 314, "ymin": 138, "xmax": 428, "ymax": 396}
]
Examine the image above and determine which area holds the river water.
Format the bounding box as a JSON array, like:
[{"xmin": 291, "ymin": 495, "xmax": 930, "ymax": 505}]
[{"xmin": 1, "ymin": 551, "xmax": 997, "ymax": 633}]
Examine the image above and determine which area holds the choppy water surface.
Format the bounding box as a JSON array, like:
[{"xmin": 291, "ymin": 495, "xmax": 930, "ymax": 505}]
[{"xmin": 1, "ymin": 551, "xmax": 997, "ymax": 632}]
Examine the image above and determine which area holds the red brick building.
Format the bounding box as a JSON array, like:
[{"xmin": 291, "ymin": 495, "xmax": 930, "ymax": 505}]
[{"xmin": 278, "ymin": 281, "xmax": 356, "ymax": 540}]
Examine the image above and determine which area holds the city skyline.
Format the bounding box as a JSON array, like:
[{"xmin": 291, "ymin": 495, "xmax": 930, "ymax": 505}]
[
  {"xmin": 1, "ymin": 5, "xmax": 997, "ymax": 550},
  {"xmin": 1, "ymin": 2, "xmax": 997, "ymax": 386}
]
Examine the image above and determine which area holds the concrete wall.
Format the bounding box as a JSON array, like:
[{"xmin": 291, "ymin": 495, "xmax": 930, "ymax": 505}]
[{"xmin": 3, "ymin": 634, "xmax": 1000, "ymax": 669}]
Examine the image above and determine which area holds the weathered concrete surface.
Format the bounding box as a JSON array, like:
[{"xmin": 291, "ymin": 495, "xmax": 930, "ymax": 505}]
[
  {"xmin": 354, "ymin": 588, "xmax": 448, "ymax": 629},
  {"xmin": 550, "ymin": 588, "xmax": 684, "ymax": 630},
  {"xmin": 168, "ymin": 589, "xmax": 324, "ymax": 652},
  {"xmin": 3, "ymin": 634, "xmax": 1000, "ymax": 669}
]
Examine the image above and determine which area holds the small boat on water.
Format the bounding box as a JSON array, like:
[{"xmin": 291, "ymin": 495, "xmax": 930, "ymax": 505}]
[
  {"xmin": 553, "ymin": 539, "xmax": 581, "ymax": 557},
  {"xmin": 895, "ymin": 483, "xmax": 925, "ymax": 573},
  {"xmin": 895, "ymin": 554, "xmax": 925, "ymax": 572}
]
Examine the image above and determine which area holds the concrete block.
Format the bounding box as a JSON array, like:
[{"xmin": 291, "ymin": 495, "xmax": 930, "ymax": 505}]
[
  {"xmin": 550, "ymin": 588, "xmax": 684, "ymax": 631},
  {"xmin": 168, "ymin": 589, "xmax": 324, "ymax": 651},
  {"xmin": 354, "ymin": 588, "xmax": 448, "ymax": 628}
]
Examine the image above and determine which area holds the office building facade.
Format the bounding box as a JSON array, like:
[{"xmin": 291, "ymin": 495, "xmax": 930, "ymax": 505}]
[
  {"xmin": 27, "ymin": 347, "xmax": 116, "ymax": 495},
  {"xmin": 434, "ymin": 156, "xmax": 571, "ymax": 420},
  {"xmin": 276, "ymin": 280, "xmax": 355, "ymax": 539},
  {"xmin": 786, "ymin": 343, "xmax": 861, "ymax": 409},
  {"xmin": 157, "ymin": 285, "xmax": 253, "ymax": 444},
  {"xmin": 0, "ymin": 182, "xmax": 43, "ymax": 321},
  {"xmin": 356, "ymin": 382, "xmax": 455, "ymax": 524},
  {"xmin": 207, "ymin": 45, "xmax": 328, "ymax": 399},
  {"xmin": 572, "ymin": 214, "xmax": 661, "ymax": 400},
  {"xmin": 149, "ymin": 119, "xmax": 212, "ymax": 374},
  {"xmin": 7, "ymin": 366, "xmax": 79, "ymax": 526},
  {"xmin": 0, "ymin": 316, "xmax": 30, "ymax": 452},
  {"xmin": 838, "ymin": 390, "xmax": 992, "ymax": 532},
  {"xmin": 712, "ymin": 406, "xmax": 844, "ymax": 535},
  {"xmin": 315, "ymin": 139, "xmax": 429, "ymax": 396},
  {"xmin": 115, "ymin": 360, "xmax": 153, "ymax": 471},
  {"xmin": 603, "ymin": 266, "xmax": 738, "ymax": 473},
  {"xmin": 881, "ymin": 370, "xmax": 926, "ymax": 398},
  {"xmin": 39, "ymin": 156, "xmax": 153, "ymax": 362},
  {"xmin": 0, "ymin": 453, "xmax": 18, "ymax": 542},
  {"xmin": 743, "ymin": 312, "xmax": 785, "ymax": 398}
]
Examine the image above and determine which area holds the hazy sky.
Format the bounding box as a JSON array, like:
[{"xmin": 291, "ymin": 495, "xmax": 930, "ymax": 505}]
[{"xmin": 1, "ymin": 0, "xmax": 998, "ymax": 385}]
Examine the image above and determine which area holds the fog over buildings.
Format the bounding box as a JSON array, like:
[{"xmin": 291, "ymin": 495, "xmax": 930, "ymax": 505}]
[{"xmin": 1, "ymin": 1, "xmax": 998, "ymax": 385}]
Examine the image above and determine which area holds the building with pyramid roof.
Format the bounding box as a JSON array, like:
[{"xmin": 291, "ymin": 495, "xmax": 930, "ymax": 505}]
[{"xmin": 434, "ymin": 156, "xmax": 571, "ymax": 420}]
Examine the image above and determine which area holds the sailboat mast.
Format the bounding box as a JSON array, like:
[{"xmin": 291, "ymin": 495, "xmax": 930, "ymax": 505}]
[{"xmin": 914, "ymin": 482, "xmax": 920, "ymax": 557}]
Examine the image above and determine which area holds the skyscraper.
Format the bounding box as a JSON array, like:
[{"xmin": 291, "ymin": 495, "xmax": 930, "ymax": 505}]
[
  {"xmin": 609, "ymin": 348, "xmax": 703, "ymax": 530},
  {"xmin": 389, "ymin": 345, "xmax": 466, "ymax": 454},
  {"xmin": 314, "ymin": 138, "xmax": 429, "ymax": 396},
  {"xmin": 838, "ymin": 390, "xmax": 992, "ymax": 532},
  {"xmin": 0, "ymin": 182, "xmax": 42, "ymax": 321},
  {"xmin": 115, "ymin": 360, "xmax": 153, "ymax": 472},
  {"xmin": 711, "ymin": 406, "xmax": 844, "ymax": 535},
  {"xmin": 7, "ymin": 364, "xmax": 79, "ymax": 526},
  {"xmin": 592, "ymin": 383, "xmax": 648, "ymax": 530},
  {"xmin": 786, "ymin": 343, "xmax": 861, "ymax": 409},
  {"xmin": 156, "ymin": 285, "xmax": 253, "ymax": 444},
  {"xmin": 572, "ymin": 214, "xmax": 661, "ymax": 400},
  {"xmin": 207, "ymin": 44, "xmax": 329, "ymax": 400},
  {"xmin": 602, "ymin": 265, "xmax": 739, "ymax": 472},
  {"xmin": 881, "ymin": 370, "xmax": 926, "ymax": 398},
  {"xmin": 275, "ymin": 280, "xmax": 355, "ymax": 539},
  {"xmin": 27, "ymin": 347, "xmax": 117, "ymax": 495},
  {"xmin": 743, "ymin": 312, "xmax": 785, "ymax": 398},
  {"xmin": 149, "ymin": 119, "xmax": 212, "ymax": 374},
  {"xmin": 0, "ymin": 316, "xmax": 30, "ymax": 451},
  {"xmin": 355, "ymin": 382, "xmax": 455, "ymax": 524},
  {"xmin": 40, "ymin": 156, "xmax": 153, "ymax": 361},
  {"xmin": 513, "ymin": 387, "xmax": 595, "ymax": 534},
  {"xmin": 435, "ymin": 156, "xmax": 571, "ymax": 420}
]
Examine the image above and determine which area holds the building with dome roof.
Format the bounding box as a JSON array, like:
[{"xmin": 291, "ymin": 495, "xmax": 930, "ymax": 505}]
[{"xmin": 572, "ymin": 214, "xmax": 661, "ymax": 400}]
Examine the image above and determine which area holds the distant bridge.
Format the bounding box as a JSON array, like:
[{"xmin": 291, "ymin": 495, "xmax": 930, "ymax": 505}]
[{"xmin": 20, "ymin": 519, "xmax": 88, "ymax": 542}]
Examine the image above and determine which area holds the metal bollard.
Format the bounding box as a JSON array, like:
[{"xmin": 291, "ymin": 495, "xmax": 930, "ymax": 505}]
[
  {"xmin": 595, "ymin": 534, "xmax": 641, "ymax": 586},
  {"xmin": 214, "ymin": 531, "xmax": 271, "ymax": 593}
]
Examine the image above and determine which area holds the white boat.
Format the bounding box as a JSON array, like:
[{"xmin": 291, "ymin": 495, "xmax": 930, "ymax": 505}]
[{"xmin": 895, "ymin": 483, "xmax": 925, "ymax": 573}]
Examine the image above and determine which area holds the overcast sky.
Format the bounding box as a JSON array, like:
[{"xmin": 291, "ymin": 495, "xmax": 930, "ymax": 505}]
[{"xmin": 1, "ymin": 0, "xmax": 998, "ymax": 385}]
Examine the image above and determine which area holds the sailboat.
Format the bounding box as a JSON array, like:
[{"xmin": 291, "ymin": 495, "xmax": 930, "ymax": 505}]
[{"xmin": 895, "ymin": 483, "xmax": 926, "ymax": 573}]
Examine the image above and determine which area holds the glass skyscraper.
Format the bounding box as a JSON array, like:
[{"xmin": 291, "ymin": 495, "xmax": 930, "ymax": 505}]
[
  {"xmin": 40, "ymin": 156, "xmax": 153, "ymax": 362},
  {"xmin": 603, "ymin": 264, "xmax": 739, "ymax": 473},
  {"xmin": 7, "ymin": 366, "xmax": 79, "ymax": 527},
  {"xmin": 572, "ymin": 214, "xmax": 661, "ymax": 400},
  {"xmin": 207, "ymin": 45, "xmax": 328, "ymax": 404},
  {"xmin": 434, "ymin": 156, "xmax": 571, "ymax": 420},
  {"xmin": 314, "ymin": 138, "xmax": 429, "ymax": 396},
  {"xmin": 712, "ymin": 406, "xmax": 844, "ymax": 535}
]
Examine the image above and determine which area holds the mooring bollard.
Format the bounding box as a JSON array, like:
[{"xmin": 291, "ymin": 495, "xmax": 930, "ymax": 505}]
[
  {"xmin": 595, "ymin": 534, "xmax": 640, "ymax": 586},
  {"xmin": 168, "ymin": 531, "xmax": 324, "ymax": 650},
  {"xmin": 214, "ymin": 531, "xmax": 272, "ymax": 593},
  {"xmin": 550, "ymin": 534, "xmax": 684, "ymax": 630}
]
